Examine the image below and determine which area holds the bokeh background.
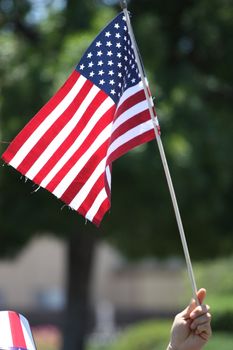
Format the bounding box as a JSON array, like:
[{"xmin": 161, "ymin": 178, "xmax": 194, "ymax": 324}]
[{"xmin": 0, "ymin": 0, "xmax": 233, "ymax": 349}]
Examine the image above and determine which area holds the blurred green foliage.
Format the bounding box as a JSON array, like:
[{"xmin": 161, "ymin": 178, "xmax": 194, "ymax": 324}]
[
  {"xmin": 87, "ymin": 321, "xmax": 233, "ymax": 350},
  {"xmin": 195, "ymin": 257, "xmax": 233, "ymax": 298},
  {"xmin": 102, "ymin": 320, "xmax": 171, "ymax": 350}
]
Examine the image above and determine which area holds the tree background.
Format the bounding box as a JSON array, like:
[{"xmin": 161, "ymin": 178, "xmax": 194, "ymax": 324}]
[{"xmin": 0, "ymin": 0, "xmax": 233, "ymax": 349}]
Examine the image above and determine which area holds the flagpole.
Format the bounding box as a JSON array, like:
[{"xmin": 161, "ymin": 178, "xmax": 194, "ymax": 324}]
[{"xmin": 121, "ymin": 1, "xmax": 199, "ymax": 305}]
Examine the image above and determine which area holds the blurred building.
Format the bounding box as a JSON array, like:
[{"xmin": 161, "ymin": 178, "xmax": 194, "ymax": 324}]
[
  {"xmin": 0, "ymin": 235, "xmax": 186, "ymax": 323},
  {"xmin": 0, "ymin": 235, "xmax": 67, "ymax": 311}
]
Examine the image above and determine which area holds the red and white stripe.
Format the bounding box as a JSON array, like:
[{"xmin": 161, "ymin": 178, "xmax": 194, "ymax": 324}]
[
  {"xmin": 2, "ymin": 70, "xmax": 156, "ymax": 225},
  {"xmin": 0, "ymin": 311, "xmax": 36, "ymax": 350}
]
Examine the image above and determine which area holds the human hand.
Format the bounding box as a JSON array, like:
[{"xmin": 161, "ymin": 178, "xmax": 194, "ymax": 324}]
[{"xmin": 167, "ymin": 288, "xmax": 212, "ymax": 350}]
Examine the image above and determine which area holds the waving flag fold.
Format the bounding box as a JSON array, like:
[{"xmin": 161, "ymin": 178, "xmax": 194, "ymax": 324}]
[{"xmin": 2, "ymin": 11, "xmax": 158, "ymax": 226}]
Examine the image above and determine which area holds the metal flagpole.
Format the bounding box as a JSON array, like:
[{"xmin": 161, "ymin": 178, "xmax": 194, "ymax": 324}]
[{"xmin": 120, "ymin": 0, "xmax": 199, "ymax": 305}]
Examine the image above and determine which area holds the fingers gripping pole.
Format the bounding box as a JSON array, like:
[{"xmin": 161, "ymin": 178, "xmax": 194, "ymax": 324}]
[{"xmin": 123, "ymin": 7, "xmax": 199, "ymax": 305}]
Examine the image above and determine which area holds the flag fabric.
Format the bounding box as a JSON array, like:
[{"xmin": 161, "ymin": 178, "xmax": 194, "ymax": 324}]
[
  {"xmin": 2, "ymin": 12, "xmax": 158, "ymax": 226},
  {"xmin": 0, "ymin": 311, "xmax": 36, "ymax": 350}
]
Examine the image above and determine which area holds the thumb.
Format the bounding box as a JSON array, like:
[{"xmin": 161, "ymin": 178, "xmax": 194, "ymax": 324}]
[{"xmin": 182, "ymin": 288, "xmax": 207, "ymax": 317}]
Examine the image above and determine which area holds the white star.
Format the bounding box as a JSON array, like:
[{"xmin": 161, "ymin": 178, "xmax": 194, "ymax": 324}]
[
  {"xmin": 122, "ymin": 16, "xmax": 126, "ymax": 21},
  {"xmin": 117, "ymin": 52, "xmax": 122, "ymax": 58},
  {"xmin": 118, "ymin": 72, "xmax": 122, "ymax": 78},
  {"xmin": 108, "ymin": 70, "xmax": 114, "ymax": 76},
  {"xmin": 96, "ymin": 41, "xmax": 102, "ymax": 47},
  {"xmin": 115, "ymin": 33, "xmax": 121, "ymax": 38},
  {"xmin": 124, "ymin": 25, "xmax": 127, "ymax": 31},
  {"xmin": 98, "ymin": 60, "xmax": 103, "ymax": 66},
  {"xmin": 117, "ymin": 62, "xmax": 122, "ymax": 68},
  {"xmin": 124, "ymin": 36, "xmax": 127, "ymax": 41},
  {"xmin": 108, "ymin": 60, "xmax": 114, "ymax": 66},
  {"xmin": 124, "ymin": 55, "xmax": 128, "ymax": 61},
  {"xmin": 114, "ymin": 23, "xmax": 120, "ymax": 29},
  {"xmin": 110, "ymin": 89, "xmax": 116, "ymax": 95},
  {"xmin": 88, "ymin": 61, "xmax": 94, "ymax": 68},
  {"xmin": 131, "ymin": 78, "xmax": 136, "ymax": 83},
  {"xmin": 99, "ymin": 79, "xmax": 105, "ymax": 85},
  {"xmin": 90, "ymin": 71, "xmax": 95, "ymax": 77},
  {"xmin": 116, "ymin": 43, "xmax": 121, "ymax": 48},
  {"xmin": 106, "ymin": 41, "xmax": 112, "ymax": 47},
  {"xmin": 97, "ymin": 50, "xmax": 103, "ymax": 56},
  {"xmin": 107, "ymin": 51, "xmax": 113, "ymax": 56},
  {"xmin": 79, "ymin": 64, "xmax": 85, "ymax": 70},
  {"xmin": 118, "ymin": 82, "xmax": 122, "ymax": 87},
  {"xmin": 87, "ymin": 52, "xmax": 93, "ymax": 58},
  {"xmin": 109, "ymin": 79, "xmax": 115, "ymax": 85},
  {"xmin": 105, "ymin": 31, "xmax": 111, "ymax": 37},
  {"xmin": 98, "ymin": 70, "xmax": 104, "ymax": 75}
]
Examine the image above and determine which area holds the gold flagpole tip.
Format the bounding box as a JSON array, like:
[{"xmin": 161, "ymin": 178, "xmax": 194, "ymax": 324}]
[{"xmin": 120, "ymin": 0, "xmax": 128, "ymax": 9}]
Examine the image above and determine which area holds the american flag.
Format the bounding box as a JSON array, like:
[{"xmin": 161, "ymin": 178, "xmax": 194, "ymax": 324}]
[
  {"xmin": 0, "ymin": 311, "xmax": 36, "ymax": 350},
  {"xmin": 2, "ymin": 12, "xmax": 158, "ymax": 226}
]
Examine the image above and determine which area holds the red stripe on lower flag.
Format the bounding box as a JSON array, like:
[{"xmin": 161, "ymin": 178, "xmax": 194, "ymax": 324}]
[{"xmin": 8, "ymin": 312, "xmax": 27, "ymax": 349}]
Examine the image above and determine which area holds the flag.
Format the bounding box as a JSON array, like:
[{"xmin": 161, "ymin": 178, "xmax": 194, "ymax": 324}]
[
  {"xmin": 2, "ymin": 12, "xmax": 158, "ymax": 226},
  {"xmin": 0, "ymin": 311, "xmax": 36, "ymax": 350}
]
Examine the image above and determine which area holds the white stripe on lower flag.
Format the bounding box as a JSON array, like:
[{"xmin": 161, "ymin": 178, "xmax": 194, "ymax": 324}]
[
  {"xmin": 105, "ymin": 165, "xmax": 111, "ymax": 190},
  {"xmin": 0, "ymin": 312, "xmax": 13, "ymax": 348}
]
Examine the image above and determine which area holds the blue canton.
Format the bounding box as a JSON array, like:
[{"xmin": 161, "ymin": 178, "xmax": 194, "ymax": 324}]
[{"xmin": 75, "ymin": 12, "xmax": 141, "ymax": 104}]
